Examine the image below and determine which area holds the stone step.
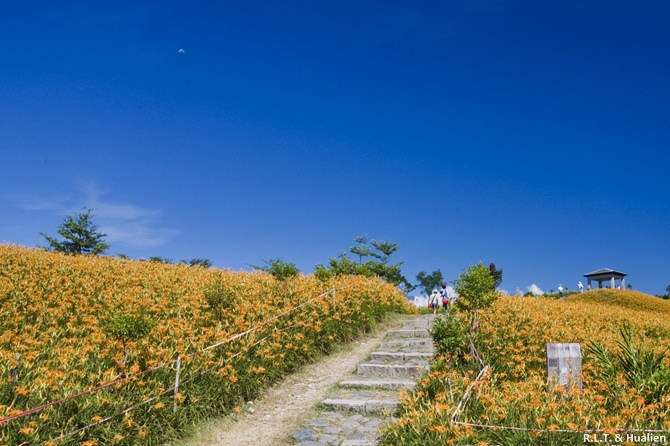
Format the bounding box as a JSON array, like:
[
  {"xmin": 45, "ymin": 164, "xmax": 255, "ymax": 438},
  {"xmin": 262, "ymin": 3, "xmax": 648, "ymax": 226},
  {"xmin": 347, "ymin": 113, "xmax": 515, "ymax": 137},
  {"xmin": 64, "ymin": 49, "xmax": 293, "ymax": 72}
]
[
  {"xmin": 321, "ymin": 398, "xmax": 398, "ymax": 414},
  {"xmin": 357, "ymin": 361, "xmax": 429, "ymax": 378},
  {"xmin": 291, "ymin": 315, "xmax": 437, "ymax": 446},
  {"xmin": 376, "ymin": 343, "xmax": 434, "ymax": 355},
  {"xmin": 339, "ymin": 377, "xmax": 417, "ymax": 390},
  {"xmin": 378, "ymin": 338, "xmax": 433, "ymax": 349},
  {"xmin": 385, "ymin": 328, "xmax": 430, "ymax": 338},
  {"xmin": 380, "ymin": 337, "xmax": 433, "ymax": 346},
  {"xmin": 370, "ymin": 351, "xmax": 432, "ymax": 361},
  {"xmin": 292, "ymin": 411, "xmax": 387, "ymax": 445},
  {"xmin": 322, "ymin": 389, "xmax": 400, "ymax": 414},
  {"xmin": 400, "ymin": 314, "xmax": 437, "ymax": 326},
  {"xmin": 400, "ymin": 321, "xmax": 435, "ymax": 329}
]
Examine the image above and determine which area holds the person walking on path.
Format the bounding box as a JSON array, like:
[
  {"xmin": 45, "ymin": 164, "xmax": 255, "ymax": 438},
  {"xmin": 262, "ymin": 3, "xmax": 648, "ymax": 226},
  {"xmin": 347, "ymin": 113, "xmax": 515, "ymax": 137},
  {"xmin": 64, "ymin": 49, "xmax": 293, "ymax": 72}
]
[
  {"xmin": 558, "ymin": 284, "xmax": 564, "ymax": 298},
  {"xmin": 429, "ymin": 289, "xmax": 440, "ymax": 314},
  {"xmin": 439, "ymin": 283, "xmax": 450, "ymax": 312},
  {"xmin": 578, "ymin": 281, "xmax": 584, "ymax": 293}
]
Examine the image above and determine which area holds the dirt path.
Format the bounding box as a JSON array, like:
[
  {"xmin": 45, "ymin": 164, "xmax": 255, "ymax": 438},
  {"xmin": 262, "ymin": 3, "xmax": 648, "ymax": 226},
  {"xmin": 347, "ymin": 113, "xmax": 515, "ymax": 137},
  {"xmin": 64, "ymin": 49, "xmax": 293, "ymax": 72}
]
[{"xmin": 172, "ymin": 315, "xmax": 406, "ymax": 446}]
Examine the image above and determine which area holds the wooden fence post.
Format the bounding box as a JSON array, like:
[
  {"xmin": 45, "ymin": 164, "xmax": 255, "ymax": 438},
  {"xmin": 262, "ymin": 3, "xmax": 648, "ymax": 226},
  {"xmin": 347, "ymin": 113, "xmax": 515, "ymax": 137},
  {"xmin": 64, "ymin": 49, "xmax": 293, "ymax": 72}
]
[
  {"xmin": 173, "ymin": 355, "xmax": 182, "ymax": 412},
  {"xmin": 10, "ymin": 354, "xmax": 19, "ymax": 382}
]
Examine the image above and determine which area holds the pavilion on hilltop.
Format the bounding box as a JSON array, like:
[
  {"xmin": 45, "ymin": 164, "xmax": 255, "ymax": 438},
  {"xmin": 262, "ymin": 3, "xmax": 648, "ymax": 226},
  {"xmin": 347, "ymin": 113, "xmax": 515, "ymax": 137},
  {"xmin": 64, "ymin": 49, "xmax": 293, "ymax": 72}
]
[{"xmin": 584, "ymin": 268, "xmax": 627, "ymax": 290}]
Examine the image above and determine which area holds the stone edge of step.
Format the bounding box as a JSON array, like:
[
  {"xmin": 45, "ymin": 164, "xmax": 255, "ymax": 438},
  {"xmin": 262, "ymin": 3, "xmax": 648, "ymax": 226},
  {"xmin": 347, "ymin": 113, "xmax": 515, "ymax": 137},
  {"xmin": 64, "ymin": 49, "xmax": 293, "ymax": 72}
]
[
  {"xmin": 339, "ymin": 378, "xmax": 416, "ymax": 389},
  {"xmin": 370, "ymin": 351, "xmax": 433, "ymax": 360},
  {"xmin": 321, "ymin": 398, "xmax": 399, "ymax": 413}
]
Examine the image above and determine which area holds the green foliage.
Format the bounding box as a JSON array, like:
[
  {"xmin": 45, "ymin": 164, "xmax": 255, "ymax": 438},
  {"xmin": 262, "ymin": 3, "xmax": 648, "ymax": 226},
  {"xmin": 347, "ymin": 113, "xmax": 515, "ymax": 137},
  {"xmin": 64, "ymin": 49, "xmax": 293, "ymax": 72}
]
[
  {"xmin": 315, "ymin": 254, "xmax": 361, "ymax": 279},
  {"xmin": 415, "ymin": 270, "xmax": 444, "ymax": 296},
  {"xmin": 99, "ymin": 313, "xmax": 155, "ymax": 349},
  {"xmin": 203, "ymin": 279, "xmax": 236, "ymax": 322},
  {"xmin": 350, "ymin": 235, "xmax": 372, "ymax": 263},
  {"xmin": 314, "ymin": 263, "xmax": 334, "ymax": 281},
  {"xmin": 430, "ymin": 312, "xmax": 468, "ymax": 362},
  {"xmin": 314, "ymin": 235, "xmax": 412, "ymax": 289},
  {"xmin": 186, "ymin": 258, "xmax": 212, "ymax": 268},
  {"xmin": 149, "ymin": 256, "xmax": 173, "ymax": 264},
  {"xmin": 453, "ymin": 262, "xmax": 498, "ymax": 314},
  {"xmin": 40, "ymin": 208, "xmax": 109, "ymax": 255},
  {"xmin": 544, "ymin": 290, "xmax": 578, "ymax": 299},
  {"xmin": 253, "ymin": 258, "xmax": 300, "ymax": 280},
  {"xmin": 488, "ymin": 262, "xmax": 503, "ymax": 289},
  {"xmin": 368, "ymin": 239, "xmax": 398, "ymax": 263},
  {"xmin": 586, "ymin": 323, "xmax": 670, "ymax": 404}
]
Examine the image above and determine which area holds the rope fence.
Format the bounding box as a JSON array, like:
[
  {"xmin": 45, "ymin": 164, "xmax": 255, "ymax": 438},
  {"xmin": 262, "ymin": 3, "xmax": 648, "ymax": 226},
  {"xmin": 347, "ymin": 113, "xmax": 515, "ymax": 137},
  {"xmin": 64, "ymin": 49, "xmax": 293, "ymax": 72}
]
[{"xmin": 0, "ymin": 286, "xmax": 349, "ymax": 442}]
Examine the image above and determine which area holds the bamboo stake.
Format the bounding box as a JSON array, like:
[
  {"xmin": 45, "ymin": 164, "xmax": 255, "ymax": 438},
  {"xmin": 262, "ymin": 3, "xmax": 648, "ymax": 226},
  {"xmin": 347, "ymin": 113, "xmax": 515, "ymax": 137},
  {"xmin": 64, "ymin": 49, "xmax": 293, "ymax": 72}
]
[{"xmin": 173, "ymin": 356, "xmax": 182, "ymax": 412}]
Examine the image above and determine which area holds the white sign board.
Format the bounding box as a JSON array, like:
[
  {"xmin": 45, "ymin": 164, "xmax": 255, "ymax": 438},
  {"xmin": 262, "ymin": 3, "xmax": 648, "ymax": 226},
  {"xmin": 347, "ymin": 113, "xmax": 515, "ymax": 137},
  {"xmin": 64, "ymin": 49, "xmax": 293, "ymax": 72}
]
[{"xmin": 546, "ymin": 343, "xmax": 582, "ymax": 389}]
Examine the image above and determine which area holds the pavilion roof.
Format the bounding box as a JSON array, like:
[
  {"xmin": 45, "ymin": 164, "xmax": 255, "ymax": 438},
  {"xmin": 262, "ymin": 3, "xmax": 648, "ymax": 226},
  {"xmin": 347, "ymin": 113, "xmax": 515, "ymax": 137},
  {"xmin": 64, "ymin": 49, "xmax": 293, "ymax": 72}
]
[{"xmin": 584, "ymin": 268, "xmax": 627, "ymax": 278}]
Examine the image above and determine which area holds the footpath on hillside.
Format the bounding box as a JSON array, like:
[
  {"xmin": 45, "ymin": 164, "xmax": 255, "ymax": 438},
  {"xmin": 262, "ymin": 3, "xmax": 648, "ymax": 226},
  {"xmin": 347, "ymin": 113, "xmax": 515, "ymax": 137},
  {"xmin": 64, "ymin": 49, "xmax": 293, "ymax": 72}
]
[{"xmin": 172, "ymin": 313, "xmax": 436, "ymax": 446}]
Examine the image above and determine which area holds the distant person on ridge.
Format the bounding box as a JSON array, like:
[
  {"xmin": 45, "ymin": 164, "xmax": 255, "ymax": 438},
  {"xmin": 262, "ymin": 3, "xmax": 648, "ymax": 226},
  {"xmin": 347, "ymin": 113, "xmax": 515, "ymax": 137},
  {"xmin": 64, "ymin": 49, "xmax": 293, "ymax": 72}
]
[
  {"xmin": 558, "ymin": 284, "xmax": 564, "ymax": 298},
  {"xmin": 578, "ymin": 281, "xmax": 584, "ymax": 293}
]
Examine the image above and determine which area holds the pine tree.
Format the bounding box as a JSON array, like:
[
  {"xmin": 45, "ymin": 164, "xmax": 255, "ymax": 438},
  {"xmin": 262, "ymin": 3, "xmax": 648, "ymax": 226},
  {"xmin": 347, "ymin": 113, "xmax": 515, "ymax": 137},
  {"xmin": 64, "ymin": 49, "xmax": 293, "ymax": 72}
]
[{"xmin": 40, "ymin": 208, "xmax": 109, "ymax": 255}]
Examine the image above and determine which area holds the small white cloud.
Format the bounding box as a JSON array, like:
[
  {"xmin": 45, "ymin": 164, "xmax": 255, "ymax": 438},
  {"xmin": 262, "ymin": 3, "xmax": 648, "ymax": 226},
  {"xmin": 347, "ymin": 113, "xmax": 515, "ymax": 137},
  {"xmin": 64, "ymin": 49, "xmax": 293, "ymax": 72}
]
[
  {"xmin": 8, "ymin": 193, "xmax": 71, "ymax": 211},
  {"xmin": 10, "ymin": 181, "xmax": 178, "ymax": 250},
  {"xmin": 93, "ymin": 202, "xmax": 159, "ymax": 220},
  {"xmin": 178, "ymin": 48, "xmax": 185, "ymax": 53},
  {"xmin": 526, "ymin": 284, "xmax": 544, "ymax": 295},
  {"xmin": 86, "ymin": 203, "xmax": 176, "ymax": 250},
  {"xmin": 102, "ymin": 223, "xmax": 178, "ymax": 249}
]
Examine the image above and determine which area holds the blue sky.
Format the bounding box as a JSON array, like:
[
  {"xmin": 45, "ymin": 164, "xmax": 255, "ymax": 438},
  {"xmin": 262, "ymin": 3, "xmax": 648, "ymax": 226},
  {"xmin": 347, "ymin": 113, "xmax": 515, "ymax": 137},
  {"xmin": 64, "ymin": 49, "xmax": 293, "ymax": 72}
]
[{"xmin": 2, "ymin": 1, "xmax": 669, "ymax": 296}]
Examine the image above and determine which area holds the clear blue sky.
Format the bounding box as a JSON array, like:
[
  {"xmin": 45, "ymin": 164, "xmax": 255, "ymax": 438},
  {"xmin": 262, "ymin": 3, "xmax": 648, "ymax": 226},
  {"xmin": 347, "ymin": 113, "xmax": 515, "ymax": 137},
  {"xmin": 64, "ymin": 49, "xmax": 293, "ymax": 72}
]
[{"xmin": 2, "ymin": 1, "xmax": 669, "ymax": 296}]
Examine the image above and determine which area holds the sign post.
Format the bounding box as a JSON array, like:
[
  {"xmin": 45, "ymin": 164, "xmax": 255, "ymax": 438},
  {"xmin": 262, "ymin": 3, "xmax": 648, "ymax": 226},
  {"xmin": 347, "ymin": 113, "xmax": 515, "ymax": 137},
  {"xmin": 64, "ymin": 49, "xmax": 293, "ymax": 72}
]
[{"xmin": 546, "ymin": 343, "xmax": 582, "ymax": 389}]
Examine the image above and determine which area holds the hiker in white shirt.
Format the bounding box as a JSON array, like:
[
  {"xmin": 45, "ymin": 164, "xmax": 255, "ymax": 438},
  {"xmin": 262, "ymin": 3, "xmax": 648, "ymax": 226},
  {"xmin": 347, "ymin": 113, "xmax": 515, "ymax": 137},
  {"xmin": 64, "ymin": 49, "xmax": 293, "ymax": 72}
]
[{"xmin": 429, "ymin": 289, "xmax": 440, "ymax": 314}]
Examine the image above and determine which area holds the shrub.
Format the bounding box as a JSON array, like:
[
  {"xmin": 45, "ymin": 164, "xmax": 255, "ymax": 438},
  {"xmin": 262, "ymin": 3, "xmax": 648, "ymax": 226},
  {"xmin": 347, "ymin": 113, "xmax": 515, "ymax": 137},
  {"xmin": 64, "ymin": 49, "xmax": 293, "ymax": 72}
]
[
  {"xmin": 99, "ymin": 313, "xmax": 155, "ymax": 350},
  {"xmin": 453, "ymin": 262, "xmax": 498, "ymax": 315},
  {"xmin": 253, "ymin": 258, "xmax": 300, "ymax": 280},
  {"xmin": 430, "ymin": 313, "xmax": 468, "ymax": 362},
  {"xmin": 587, "ymin": 322, "xmax": 670, "ymax": 404},
  {"xmin": 203, "ymin": 277, "xmax": 236, "ymax": 324}
]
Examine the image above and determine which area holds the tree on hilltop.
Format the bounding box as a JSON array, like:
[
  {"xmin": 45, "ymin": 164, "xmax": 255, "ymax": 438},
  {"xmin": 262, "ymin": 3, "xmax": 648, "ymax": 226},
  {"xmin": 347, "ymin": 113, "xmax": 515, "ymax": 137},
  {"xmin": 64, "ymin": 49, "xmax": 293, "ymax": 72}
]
[
  {"xmin": 148, "ymin": 256, "xmax": 173, "ymax": 264},
  {"xmin": 40, "ymin": 208, "xmax": 109, "ymax": 255},
  {"xmin": 489, "ymin": 262, "xmax": 503, "ymax": 290},
  {"xmin": 350, "ymin": 235, "xmax": 373, "ymax": 263},
  {"xmin": 186, "ymin": 258, "xmax": 212, "ymax": 268},
  {"xmin": 252, "ymin": 258, "xmax": 300, "ymax": 280},
  {"xmin": 315, "ymin": 235, "xmax": 412, "ymax": 290},
  {"xmin": 415, "ymin": 270, "xmax": 444, "ymax": 296}
]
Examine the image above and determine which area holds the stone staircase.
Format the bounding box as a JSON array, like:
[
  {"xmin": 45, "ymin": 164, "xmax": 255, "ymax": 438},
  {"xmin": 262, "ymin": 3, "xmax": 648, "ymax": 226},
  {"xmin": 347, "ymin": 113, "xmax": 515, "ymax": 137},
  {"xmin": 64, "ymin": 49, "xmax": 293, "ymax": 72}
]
[{"xmin": 291, "ymin": 314, "xmax": 436, "ymax": 446}]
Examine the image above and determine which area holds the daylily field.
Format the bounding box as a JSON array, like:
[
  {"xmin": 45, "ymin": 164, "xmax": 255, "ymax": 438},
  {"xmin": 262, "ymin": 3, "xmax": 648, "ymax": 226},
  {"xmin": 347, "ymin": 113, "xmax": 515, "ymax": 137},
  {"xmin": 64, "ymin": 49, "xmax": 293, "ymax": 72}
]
[
  {"xmin": 4, "ymin": 241, "xmax": 669, "ymax": 446},
  {"xmin": 382, "ymin": 289, "xmax": 670, "ymax": 445},
  {"xmin": 0, "ymin": 244, "xmax": 413, "ymax": 445}
]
